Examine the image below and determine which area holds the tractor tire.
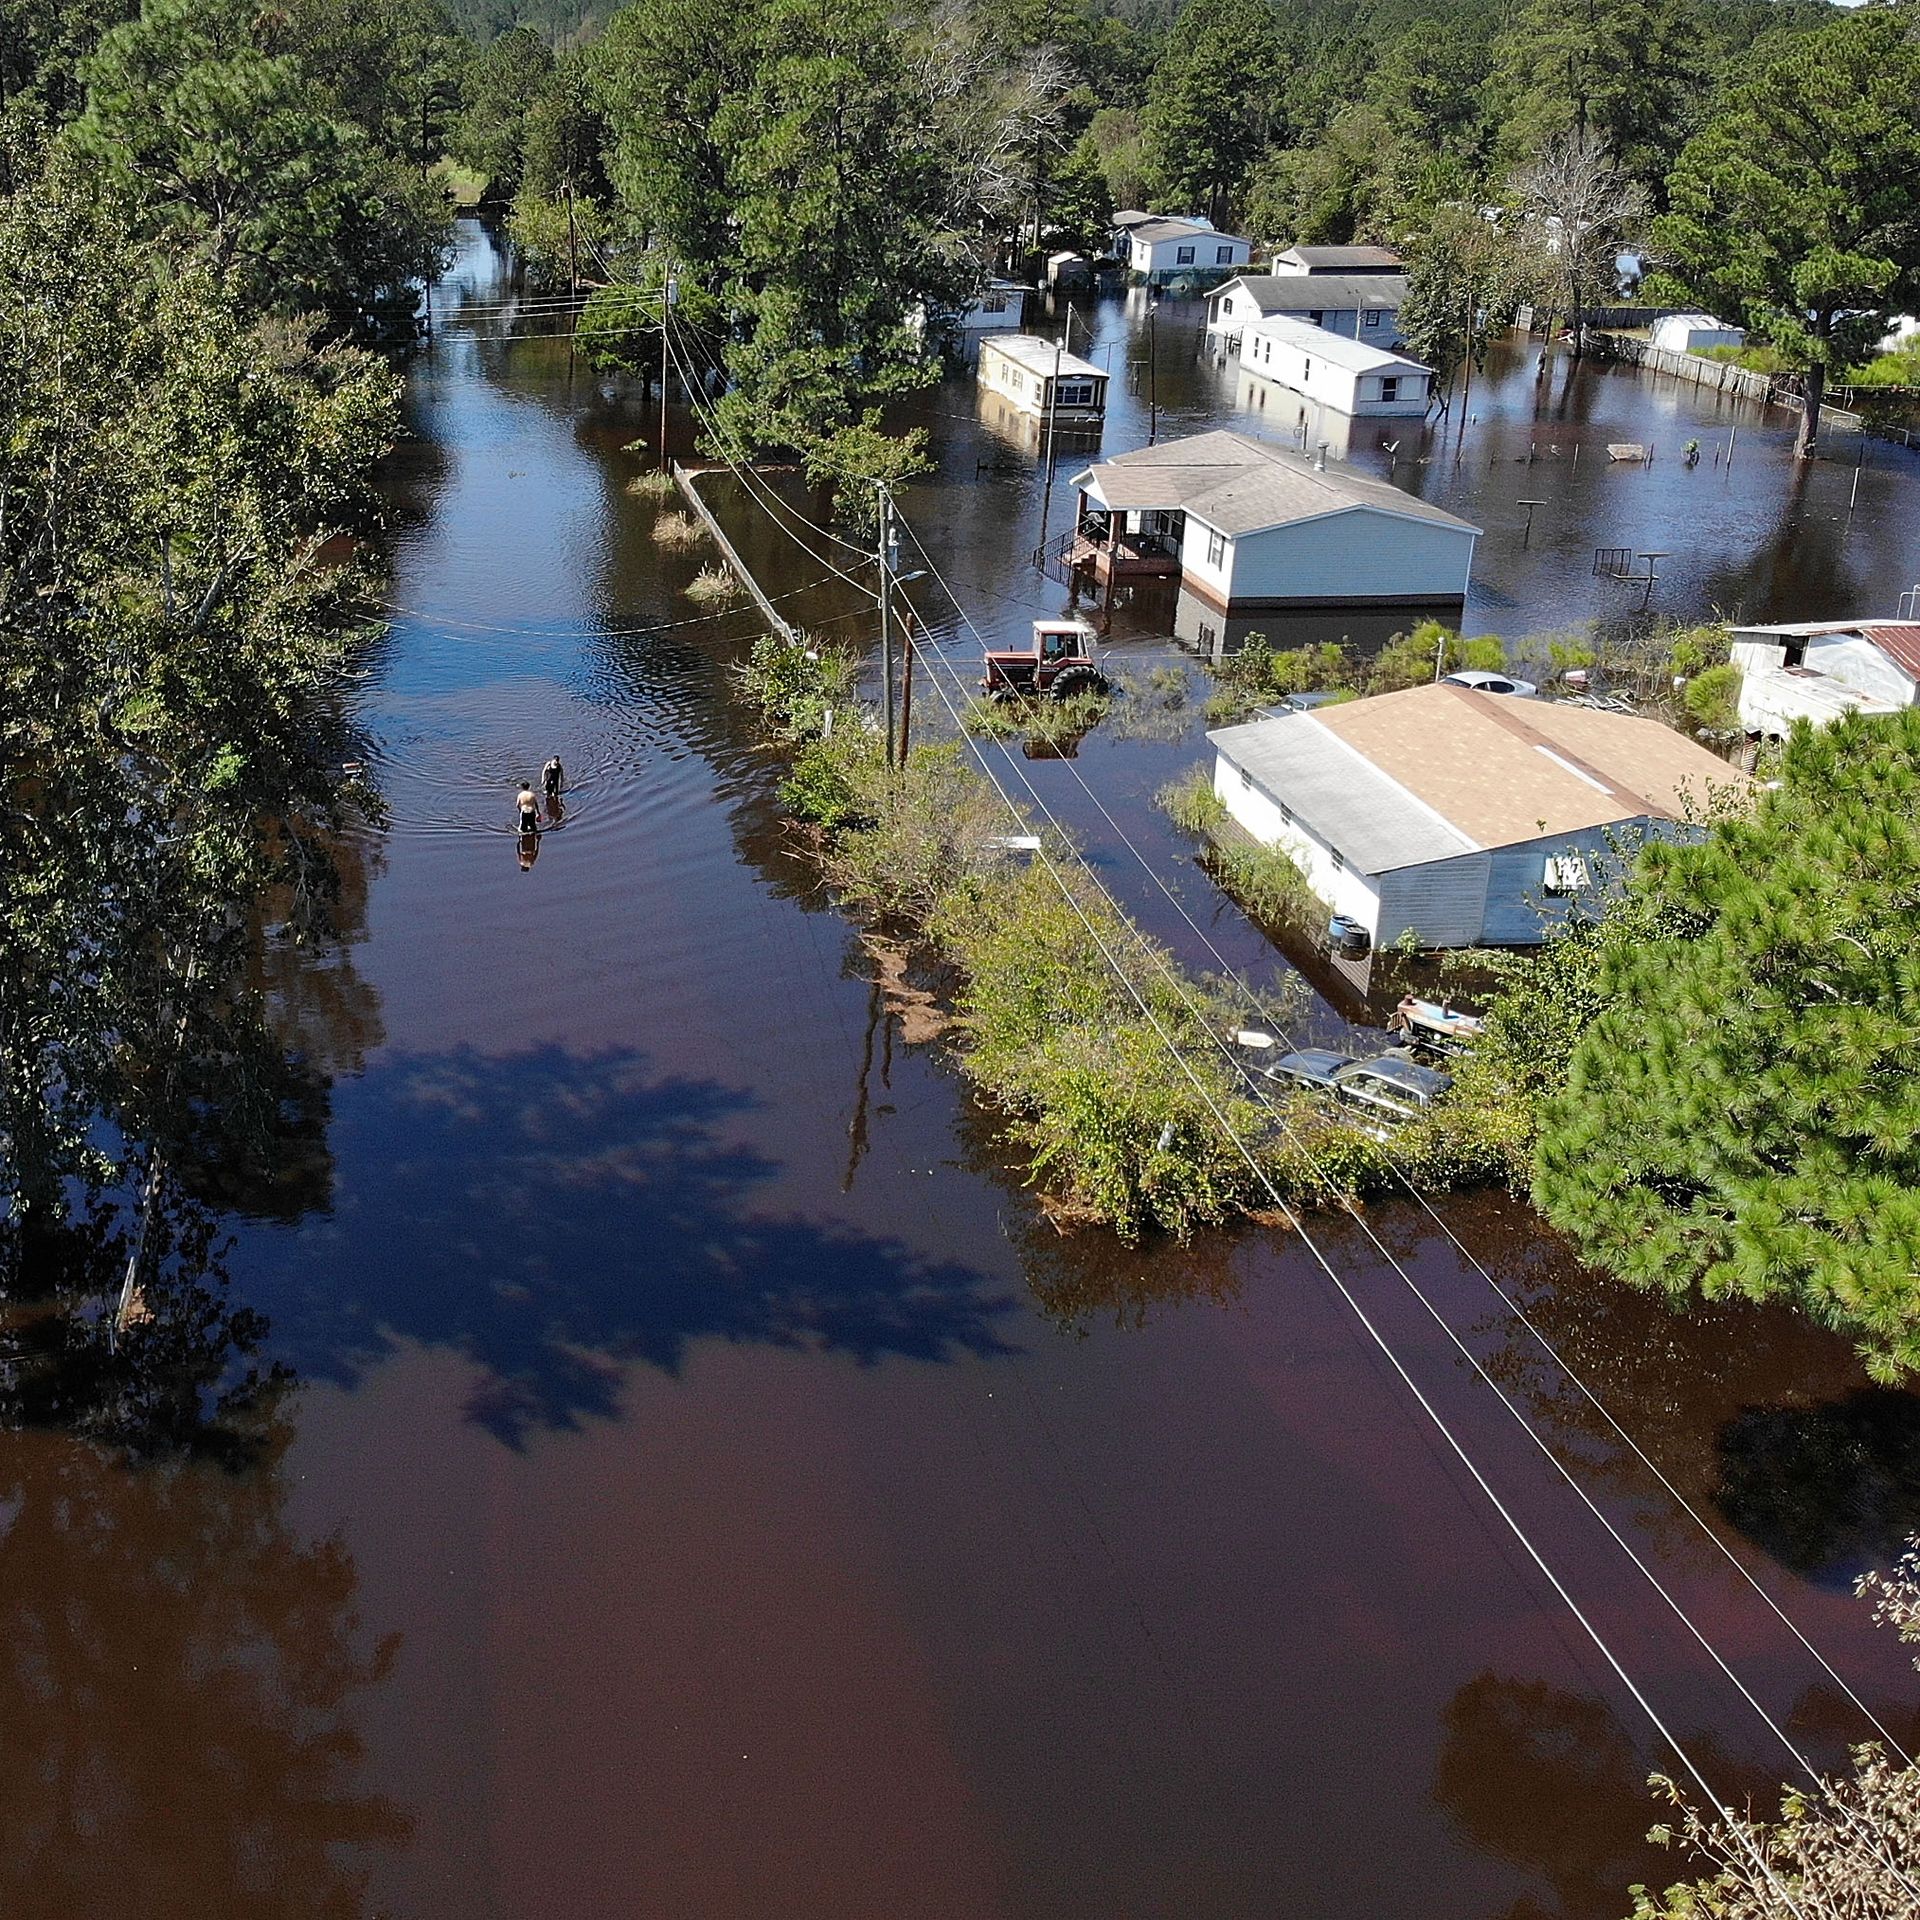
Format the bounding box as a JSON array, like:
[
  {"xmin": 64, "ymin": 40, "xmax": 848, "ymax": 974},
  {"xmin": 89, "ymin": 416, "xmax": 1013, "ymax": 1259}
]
[{"xmin": 1048, "ymin": 667, "xmax": 1106, "ymax": 701}]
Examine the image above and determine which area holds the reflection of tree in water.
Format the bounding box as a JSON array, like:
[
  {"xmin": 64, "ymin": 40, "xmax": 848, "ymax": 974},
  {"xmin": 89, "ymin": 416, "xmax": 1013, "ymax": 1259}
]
[
  {"xmin": 1, "ymin": 1186, "xmax": 281, "ymax": 1464},
  {"xmin": 3, "ymin": 824, "xmax": 383, "ymax": 1462},
  {"xmin": 1715, "ymin": 1389, "xmax": 1920, "ymax": 1587},
  {"xmin": 265, "ymin": 1045, "xmax": 1022, "ymax": 1447},
  {"xmin": 1421, "ymin": 1192, "xmax": 1886, "ymax": 1554},
  {"xmin": 1434, "ymin": 1672, "xmax": 1781, "ymax": 1920},
  {"xmin": 0, "ymin": 1416, "xmax": 406, "ymax": 1920}
]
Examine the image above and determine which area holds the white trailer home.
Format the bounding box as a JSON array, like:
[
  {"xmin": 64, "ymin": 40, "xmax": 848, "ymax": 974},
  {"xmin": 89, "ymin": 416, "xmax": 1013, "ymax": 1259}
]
[
  {"xmin": 1119, "ymin": 216, "xmax": 1251, "ymax": 284},
  {"xmin": 1208, "ymin": 682, "xmax": 1748, "ymax": 949},
  {"xmin": 1067, "ymin": 429, "xmax": 1478, "ymax": 614},
  {"xmin": 1729, "ymin": 618, "xmax": 1920, "ymax": 735},
  {"xmin": 1271, "ymin": 244, "xmax": 1404, "ymax": 277},
  {"xmin": 976, "ymin": 334, "xmax": 1109, "ymax": 419},
  {"xmin": 1205, "ymin": 273, "xmax": 1408, "ymax": 349},
  {"xmin": 1239, "ymin": 314, "xmax": 1434, "ymax": 416},
  {"xmin": 1649, "ymin": 313, "xmax": 1746, "ymax": 354}
]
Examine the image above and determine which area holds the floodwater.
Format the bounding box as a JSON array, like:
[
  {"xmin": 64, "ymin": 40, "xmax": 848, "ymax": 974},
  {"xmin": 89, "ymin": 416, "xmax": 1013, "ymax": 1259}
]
[{"xmin": 16, "ymin": 219, "xmax": 1920, "ymax": 1920}]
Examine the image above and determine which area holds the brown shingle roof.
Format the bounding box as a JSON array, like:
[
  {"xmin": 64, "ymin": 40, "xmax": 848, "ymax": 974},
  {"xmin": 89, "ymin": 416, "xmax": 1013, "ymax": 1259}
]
[{"xmin": 1313, "ymin": 683, "xmax": 1748, "ymax": 845}]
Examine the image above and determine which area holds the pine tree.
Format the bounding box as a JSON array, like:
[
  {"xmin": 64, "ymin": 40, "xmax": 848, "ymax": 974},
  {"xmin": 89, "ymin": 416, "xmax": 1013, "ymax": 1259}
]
[{"xmin": 1532, "ymin": 708, "xmax": 1920, "ymax": 1381}]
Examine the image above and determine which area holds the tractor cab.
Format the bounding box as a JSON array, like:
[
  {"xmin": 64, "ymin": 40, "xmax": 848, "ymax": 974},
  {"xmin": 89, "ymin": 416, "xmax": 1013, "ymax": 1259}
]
[{"xmin": 982, "ymin": 619, "xmax": 1107, "ymax": 700}]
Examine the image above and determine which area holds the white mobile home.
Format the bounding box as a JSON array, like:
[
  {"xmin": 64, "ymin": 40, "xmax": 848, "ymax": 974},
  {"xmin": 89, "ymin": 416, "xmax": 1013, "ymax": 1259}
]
[
  {"xmin": 1205, "ymin": 273, "xmax": 1409, "ymax": 349},
  {"xmin": 1271, "ymin": 244, "xmax": 1404, "ymax": 277},
  {"xmin": 1729, "ymin": 618, "xmax": 1920, "ymax": 735},
  {"xmin": 977, "ymin": 334, "xmax": 1109, "ymax": 419},
  {"xmin": 1122, "ymin": 216, "xmax": 1251, "ymax": 284},
  {"xmin": 1209, "ymin": 683, "xmax": 1748, "ymax": 948},
  {"xmin": 1240, "ymin": 315, "xmax": 1434, "ymax": 416},
  {"xmin": 1067, "ymin": 429, "xmax": 1478, "ymax": 613},
  {"xmin": 1649, "ymin": 312, "xmax": 1745, "ymax": 354}
]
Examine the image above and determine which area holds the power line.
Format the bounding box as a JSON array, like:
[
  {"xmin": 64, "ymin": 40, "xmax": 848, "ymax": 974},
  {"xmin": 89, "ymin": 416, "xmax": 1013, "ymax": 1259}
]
[{"xmin": 896, "ymin": 511, "xmax": 1915, "ymax": 1781}]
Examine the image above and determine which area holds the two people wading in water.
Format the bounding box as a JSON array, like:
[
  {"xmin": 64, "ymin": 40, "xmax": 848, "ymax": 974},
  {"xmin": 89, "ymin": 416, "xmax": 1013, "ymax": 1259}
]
[{"xmin": 516, "ymin": 758, "xmax": 565, "ymax": 869}]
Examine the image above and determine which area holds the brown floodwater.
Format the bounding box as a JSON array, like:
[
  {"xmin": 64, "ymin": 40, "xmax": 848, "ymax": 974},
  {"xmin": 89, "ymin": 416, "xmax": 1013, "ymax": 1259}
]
[{"xmin": 16, "ymin": 220, "xmax": 1920, "ymax": 1920}]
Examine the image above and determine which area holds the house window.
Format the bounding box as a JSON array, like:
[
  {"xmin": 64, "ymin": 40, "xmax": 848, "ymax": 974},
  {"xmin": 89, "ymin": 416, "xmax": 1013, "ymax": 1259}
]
[
  {"xmin": 1054, "ymin": 380, "xmax": 1097, "ymax": 407},
  {"xmin": 1363, "ymin": 309, "xmax": 1382, "ymax": 329},
  {"xmin": 1215, "ymin": 244, "xmax": 1234, "ymax": 264},
  {"xmin": 1380, "ymin": 377, "xmax": 1399, "ymax": 402},
  {"xmin": 1237, "ymin": 760, "xmax": 1251, "ymax": 787},
  {"xmin": 1206, "ymin": 528, "xmax": 1226, "ymax": 567},
  {"xmin": 1308, "ymin": 311, "xmax": 1324, "ymax": 326},
  {"xmin": 1544, "ymin": 854, "xmax": 1592, "ymax": 895},
  {"xmin": 1176, "ymin": 245, "xmax": 1195, "ymax": 264},
  {"xmin": 981, "ymin": 292, "xmax": 1008, "ymax": 314}
]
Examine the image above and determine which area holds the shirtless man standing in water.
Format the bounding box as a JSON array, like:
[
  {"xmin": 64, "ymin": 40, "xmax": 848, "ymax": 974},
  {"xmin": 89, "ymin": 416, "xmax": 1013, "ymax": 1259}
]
[{"xmin": 516, "ymin": 782, "xmax": 540, "ymax": 834}]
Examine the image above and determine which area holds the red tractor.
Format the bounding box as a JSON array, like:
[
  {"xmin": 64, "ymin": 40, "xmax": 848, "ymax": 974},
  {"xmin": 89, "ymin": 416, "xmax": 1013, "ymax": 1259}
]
[{"xmin": 981, "ymin": 619, "xmax": 1108, "ymax": 701}]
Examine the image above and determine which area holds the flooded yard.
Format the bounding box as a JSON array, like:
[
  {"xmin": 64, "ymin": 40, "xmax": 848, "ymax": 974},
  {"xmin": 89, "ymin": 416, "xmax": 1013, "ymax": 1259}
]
[{"xmin": 18, "ymin": 220, "xmax": 1920, "ymax": 1920}]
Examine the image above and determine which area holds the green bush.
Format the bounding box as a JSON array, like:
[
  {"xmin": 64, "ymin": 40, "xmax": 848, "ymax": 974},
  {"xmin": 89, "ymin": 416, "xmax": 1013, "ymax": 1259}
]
[
  {"xmin": 736, "ymin": 634, "xmax": 861, "ymax": 738},
  {"xmin": 1681, "ymin": 661, "xmax": 1741, "ymax": 733}
]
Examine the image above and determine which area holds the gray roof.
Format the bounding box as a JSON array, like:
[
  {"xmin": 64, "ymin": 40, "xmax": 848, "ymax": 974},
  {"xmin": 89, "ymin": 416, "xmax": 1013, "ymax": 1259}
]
[
  {"xmin": 1131, "ymin": 217, "xmax": 1250, "ymax": 247},
  {"xmin": 1275, "ymin": 245, "xmax": 1404, "ymax": 273},
  {"xmin": 1217, "ymin": 273, "xmax": 1407, "ymax": 315},
  {"xmin": 1210, "ymin": 713, "xmax": 1476, "ymax": 875},
  {"xmin": 1070, "ymin": 430, "xmax": 1480, "ymax": 538}
]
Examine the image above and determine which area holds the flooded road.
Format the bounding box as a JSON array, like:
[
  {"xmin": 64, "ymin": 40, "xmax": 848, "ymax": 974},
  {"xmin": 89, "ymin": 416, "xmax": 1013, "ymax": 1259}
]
[{"xmin": 17, "ymin": 221, "xmax": 1920, "ymax": 1920}]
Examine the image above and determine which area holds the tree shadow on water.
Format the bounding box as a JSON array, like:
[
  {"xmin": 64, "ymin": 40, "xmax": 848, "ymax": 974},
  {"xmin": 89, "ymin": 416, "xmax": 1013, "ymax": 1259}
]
[
  {"xmin": 268, "ymin": 1045, "xmax": 1023, "ymax": 1445},
  {"xmin": 1714, "ymin": 1388, "xmax": 1920, "ymax": 1587}
]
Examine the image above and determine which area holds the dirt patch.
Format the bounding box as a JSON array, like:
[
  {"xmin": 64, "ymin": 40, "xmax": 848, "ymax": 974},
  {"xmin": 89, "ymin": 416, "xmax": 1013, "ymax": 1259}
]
[{"xmin": 861, "ymin": 934, "xmax": 954, "ymax": 1045}]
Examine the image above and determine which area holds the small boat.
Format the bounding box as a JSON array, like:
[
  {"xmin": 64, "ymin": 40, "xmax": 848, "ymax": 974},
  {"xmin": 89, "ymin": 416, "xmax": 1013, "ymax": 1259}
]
[{"xmin": 1388, "ymin": 994, "xmax": 1484, "ymax": 1055}]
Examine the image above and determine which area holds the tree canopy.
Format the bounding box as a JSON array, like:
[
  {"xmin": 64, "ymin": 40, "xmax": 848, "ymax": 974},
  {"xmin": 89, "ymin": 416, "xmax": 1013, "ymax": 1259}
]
[
  {"xmin": 1653, "ymin": 8, "xmax": 1920, "ymax": 455},
  {"xmin": 1533, "ymin": 709, "xmax": 1920, "ymax": 1382}
]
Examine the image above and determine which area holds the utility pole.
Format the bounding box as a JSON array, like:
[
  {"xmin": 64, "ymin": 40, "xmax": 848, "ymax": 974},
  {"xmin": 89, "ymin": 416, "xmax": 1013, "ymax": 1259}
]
[
  {"xmin": 1148, "ymin": 293, "xmax": 1160, "ymax": 445},
  {"xmin": 658, "ymin": 264, "xmax": 677, "ymax": 472},
  {"xmin": 898, "ymin": 608, "xmax": 915, "ymax": 764},
  {"xmin": 1038, "ymin": 306, "xmax": 1073, "ymax": 554},
  {"xmin": 565, "ymin": 179, "xmax": 580, "ymax": 298},
  {"xmin": 877, "ymin": 483, "xmax": 898, "ymax": 769},
  {"xmin": 1455, "ymin": 276, "xmax": 1474, "ymax": 462}
]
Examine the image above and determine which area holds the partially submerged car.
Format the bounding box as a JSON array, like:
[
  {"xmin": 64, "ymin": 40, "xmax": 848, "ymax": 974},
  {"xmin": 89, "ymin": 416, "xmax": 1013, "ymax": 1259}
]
[
  {"xmin": 1256, "ymin": 1047, "xmax": 1452, "ymax": 1132},
  {"xmin": 1442, "ymin": 668, "xmax": 1539, "ymax": 698}
]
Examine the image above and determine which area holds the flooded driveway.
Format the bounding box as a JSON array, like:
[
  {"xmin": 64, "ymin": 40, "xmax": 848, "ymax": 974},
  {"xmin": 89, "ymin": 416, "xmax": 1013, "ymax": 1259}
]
[{"xmin": 15, "ymin": 221, "xmax": 1919, "ymax": 1920}]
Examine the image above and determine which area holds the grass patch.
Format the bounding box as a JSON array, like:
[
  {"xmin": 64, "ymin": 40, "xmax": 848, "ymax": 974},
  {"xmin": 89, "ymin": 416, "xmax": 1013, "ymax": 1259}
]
[
  {"xmin": 653, "ymin": 510, "xmax": 703, "ymax": 548},
  {"xmin": 1154, "ymin": 763, "xmax": 1226, "ymax": 835},
  {"xmin": 627, "ymin": 468, "xmax": 678, "ymax": 498},
  {"xmin": 433, "ymin": 159, "xmax": 486, "ymax": 208},
  {"xmin": 963, "ymin": 690, "xmax": 1110, "ymax": 748},
  {"xmin": 684, "ymin": 563, "xmax": 741, "ymax": 605},
  {"xmin": 1209, "ymin": 839, "xmax": 1318, "ymax": 926}
]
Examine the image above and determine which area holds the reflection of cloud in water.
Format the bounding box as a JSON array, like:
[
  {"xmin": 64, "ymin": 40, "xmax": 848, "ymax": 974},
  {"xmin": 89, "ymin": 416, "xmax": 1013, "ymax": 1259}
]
[{"xmin": 254, "ymin": 1046, "xmax": 1021, "ymax": 1446}]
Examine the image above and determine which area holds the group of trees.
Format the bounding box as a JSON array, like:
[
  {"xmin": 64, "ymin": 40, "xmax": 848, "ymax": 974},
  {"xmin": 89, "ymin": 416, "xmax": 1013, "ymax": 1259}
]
[{"xmin": 2, "ymin": 0, "xmax": 424, "ymax": 1448}]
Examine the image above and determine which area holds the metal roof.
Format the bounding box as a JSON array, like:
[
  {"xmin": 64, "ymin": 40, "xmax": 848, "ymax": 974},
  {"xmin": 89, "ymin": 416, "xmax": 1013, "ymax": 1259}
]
[
  {"xmin": 1131, "ymin": 217, "xmax": 1250, "ymax": 247},
  {"xmin": 1217, "ymin": 273, "xmax": 1407, "ymax": 315},
  {"xmin": 1209, "ymin": 713, "xmax": 1477, "ymax": 875},
  {"xmin": 1275, "ymin": 245, "xmax": 1404, "ymax": 273},
  {"xmin": 1241, "ymin": 314, "xmax": 1431, "ymax": 375},
  {"xmin": 1733, "ymin": 617, "xmax": 1920, "ymax": 683},
  {"xmin": 1070, "ymin": 430, "xmax": 1480, "ymax": 537},
  {"xmin": 980, "ymin": 334, "xmax": 1106, "ymax": 381}
]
